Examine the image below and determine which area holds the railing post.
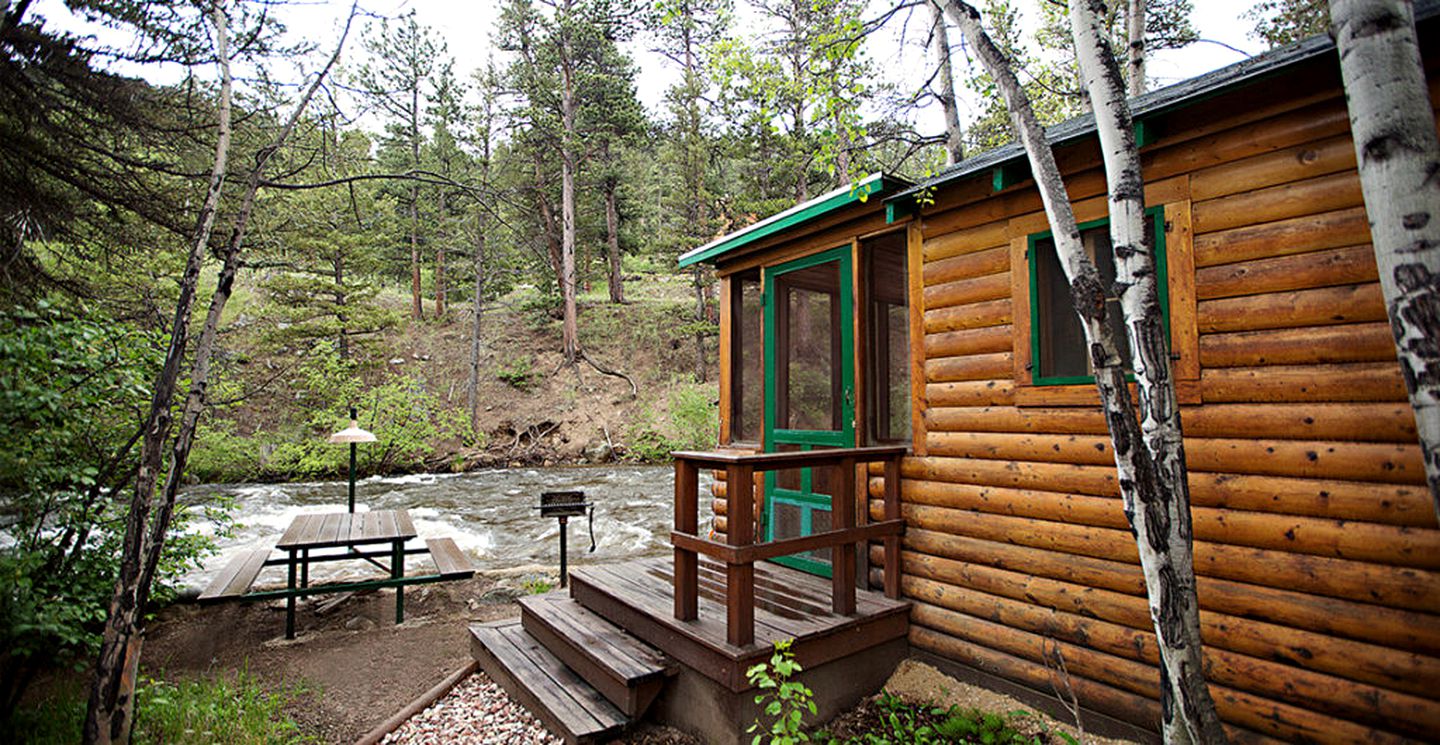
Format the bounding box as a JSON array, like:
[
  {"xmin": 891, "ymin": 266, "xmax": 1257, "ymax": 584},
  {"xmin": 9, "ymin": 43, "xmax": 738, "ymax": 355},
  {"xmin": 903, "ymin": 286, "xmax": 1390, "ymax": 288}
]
[
  {"xmin": 883, "ymin": 454, "xmax": 901, "ymax": 599},
  {"xmin": 725, "ymin": 463, "xmax": 755, "ymax": 646},
  {"xmin": 832, "ymin": 456, "xmax": 857, "ymax": 616},
  {"xmin": 674, "ymin": 457, "xmax": 698, "ymax": 621}
]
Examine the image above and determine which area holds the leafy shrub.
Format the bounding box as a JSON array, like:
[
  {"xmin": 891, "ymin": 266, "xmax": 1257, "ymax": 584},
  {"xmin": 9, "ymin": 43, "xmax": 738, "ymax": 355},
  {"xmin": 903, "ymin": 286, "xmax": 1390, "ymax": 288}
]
[
  {"xmin": 518, "ymin": 288, "xmax": 562, "ymax": 329},
  {"xmin": 0, "ymin": 302, "xmax": 228, "ymax": 716},
  {"xmin": 495, "ymin": 355, "xmax": 536, "ymax": 390},
  {"xmin": 747, "ymin": 639, "xmax": 815, "ymax": 745},
  {"xmin": 623, "ymin": 383, "xmax": 718, "ymax": 462},
  {"xmin": 8, "ymin": 671, "xmax": 311, "ymax": 744},
  {"xmin": 521, "ymin": 578, "xmax": 554, "ymax": 595},
  {"xmin": 816, "ymin": 692, "xmax": 1079, "ymax": 745},
  {"xmin": 248, "ymin": 341, "xmax": 471, "ymax": 478}
]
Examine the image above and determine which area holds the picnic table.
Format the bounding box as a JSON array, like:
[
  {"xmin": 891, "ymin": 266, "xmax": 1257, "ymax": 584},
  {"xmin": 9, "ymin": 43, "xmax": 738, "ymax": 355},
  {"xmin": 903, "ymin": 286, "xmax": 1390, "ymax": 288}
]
[{"xmin": 199, "ymin": 508, "xmax": 474, "ymax": 639}]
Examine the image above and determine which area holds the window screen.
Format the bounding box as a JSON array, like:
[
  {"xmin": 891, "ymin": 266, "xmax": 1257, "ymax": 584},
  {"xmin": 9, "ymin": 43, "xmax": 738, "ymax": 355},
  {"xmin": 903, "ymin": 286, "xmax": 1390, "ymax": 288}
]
[
  {"xmin": 1031, "ymin": 211, "xmax": 1164, "ymax": 383},
  {"xmin": 864, "ymin": 233, "xmax": 911, "ymax": 442},
  {"xmin": 730, "ymin": 271, "xmax": 763, "ymax": 442}
]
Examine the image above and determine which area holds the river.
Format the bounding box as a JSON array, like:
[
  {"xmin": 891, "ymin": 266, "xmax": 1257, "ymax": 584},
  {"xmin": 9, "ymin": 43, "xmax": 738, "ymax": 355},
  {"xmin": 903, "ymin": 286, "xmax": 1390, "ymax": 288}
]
[{"xmin": 179, "ymin": 465, "xmax": 712, "ymax": 591}]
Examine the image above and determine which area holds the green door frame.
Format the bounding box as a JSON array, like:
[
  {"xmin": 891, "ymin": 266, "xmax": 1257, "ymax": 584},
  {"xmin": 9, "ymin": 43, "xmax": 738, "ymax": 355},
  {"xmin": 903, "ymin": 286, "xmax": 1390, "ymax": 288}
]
[{"xmin": 762, "ymin": 245, "xmax": 855, "ymax": 576}]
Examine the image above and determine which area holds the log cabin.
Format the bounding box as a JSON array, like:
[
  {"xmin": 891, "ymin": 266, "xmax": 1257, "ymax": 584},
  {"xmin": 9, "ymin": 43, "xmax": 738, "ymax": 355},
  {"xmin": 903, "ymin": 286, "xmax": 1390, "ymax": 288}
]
[{"xmin": 470, "ymin": 8, "xmax": 1440, "ymax": 744}]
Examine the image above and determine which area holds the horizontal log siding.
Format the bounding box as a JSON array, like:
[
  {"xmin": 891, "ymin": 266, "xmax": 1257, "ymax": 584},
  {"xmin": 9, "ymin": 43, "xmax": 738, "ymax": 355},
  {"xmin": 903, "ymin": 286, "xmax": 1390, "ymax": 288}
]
[{"xmin": 893, "ymin": 81, "xmax": 1440, "ymax": 743}]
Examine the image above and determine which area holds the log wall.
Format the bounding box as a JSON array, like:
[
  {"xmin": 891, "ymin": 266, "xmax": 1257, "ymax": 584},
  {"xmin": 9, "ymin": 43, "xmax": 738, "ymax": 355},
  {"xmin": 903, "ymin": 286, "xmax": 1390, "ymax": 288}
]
[
  {"xmin": 877, "ymin": 67, "xmax": 1440, "ymax": 743},
  {"xmin": 705, "ymin": 55, "xmax": 1440, "ymax": 742}
]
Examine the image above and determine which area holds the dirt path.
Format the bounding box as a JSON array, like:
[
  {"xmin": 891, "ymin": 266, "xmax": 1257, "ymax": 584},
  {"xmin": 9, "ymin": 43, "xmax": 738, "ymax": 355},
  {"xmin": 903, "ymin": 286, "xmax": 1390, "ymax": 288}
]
[{"xmin": 142, "ymin": 575, "xmax": 521, "ymax": 744}]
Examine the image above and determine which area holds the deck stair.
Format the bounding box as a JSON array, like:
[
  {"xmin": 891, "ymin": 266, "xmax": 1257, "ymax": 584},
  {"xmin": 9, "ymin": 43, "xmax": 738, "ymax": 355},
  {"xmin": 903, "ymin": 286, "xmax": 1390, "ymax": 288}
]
[{"xmin": 469, "ymin": 591, "xmax": 676, "ymax": 744}]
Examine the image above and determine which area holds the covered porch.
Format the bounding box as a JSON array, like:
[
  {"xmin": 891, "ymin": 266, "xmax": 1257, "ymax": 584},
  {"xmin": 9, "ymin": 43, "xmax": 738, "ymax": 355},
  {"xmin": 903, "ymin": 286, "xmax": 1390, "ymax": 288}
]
[{"xmin": 470, "ymin": 446, "xmax": 910, "ymax": 744}]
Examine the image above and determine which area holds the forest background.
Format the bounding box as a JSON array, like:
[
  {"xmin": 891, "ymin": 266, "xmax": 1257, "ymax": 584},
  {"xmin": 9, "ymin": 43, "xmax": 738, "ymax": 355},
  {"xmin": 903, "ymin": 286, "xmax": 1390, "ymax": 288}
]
[{"xmin": 0, "ymin": 0, "xmax": 1327, "ymax": 725}]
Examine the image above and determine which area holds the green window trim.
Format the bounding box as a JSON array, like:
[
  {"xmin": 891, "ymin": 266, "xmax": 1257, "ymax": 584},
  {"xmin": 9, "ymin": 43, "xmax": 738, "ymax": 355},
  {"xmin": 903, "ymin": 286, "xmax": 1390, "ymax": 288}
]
[{"xmin": 1026, "ymin": 207, "xmax": 1169, "ymax": 387}]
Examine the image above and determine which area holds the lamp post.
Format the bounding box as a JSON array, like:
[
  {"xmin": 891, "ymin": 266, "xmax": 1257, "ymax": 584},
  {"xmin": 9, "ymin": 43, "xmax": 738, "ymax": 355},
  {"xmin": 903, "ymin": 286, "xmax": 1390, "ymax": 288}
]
[{"xmin": 329, "ymin": 407, "xmax": 376, "ymax": 513}]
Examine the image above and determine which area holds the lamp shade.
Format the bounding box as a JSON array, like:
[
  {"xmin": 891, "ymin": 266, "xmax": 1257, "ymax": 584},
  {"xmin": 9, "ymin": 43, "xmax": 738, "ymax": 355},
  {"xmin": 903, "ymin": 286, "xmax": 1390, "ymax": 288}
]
[
  {"xmin": 330, "ymin": 408, "xmax": 376, "ymax": 444},
  {"xmin": 329, "ymin": 425, "xmax": 376, "ymax": 444}
]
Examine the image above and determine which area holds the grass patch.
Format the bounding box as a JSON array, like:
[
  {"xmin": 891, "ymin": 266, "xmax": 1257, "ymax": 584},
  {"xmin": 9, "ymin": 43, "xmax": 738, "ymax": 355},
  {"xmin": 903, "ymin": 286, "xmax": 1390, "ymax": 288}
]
[{"xmin": 10, "ymin": 671, "xmax": 312, "ymax": 745}]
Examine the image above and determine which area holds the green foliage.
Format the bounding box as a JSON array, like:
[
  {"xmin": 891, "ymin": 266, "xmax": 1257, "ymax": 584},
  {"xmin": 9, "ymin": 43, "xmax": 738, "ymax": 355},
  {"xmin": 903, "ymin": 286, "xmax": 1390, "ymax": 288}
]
[
  {"xmin": 8, "ymin": 672, "xmax": 311, "ymax": 745},
  {"xmin": 816, "ymin": 692, "xmax": 1077, "ymax": 745},
  {"xmin": 623, "ymin": 383, "xmax": 718, "ymax": 462},
  {"xmin": 495, "ymin": 355, "xmax": 537, "ymax": 390},
  {"xmin": 747, "ymin": 639, "xmax": 815, "ymax": 745},
  {"xmin": 521, "ymin": 577, "xmax": 555, "ymax": 594},
  {"xmin": 191, "ymin": 341, "xmax": 472, "ymax": 481},
  {"xmin": 0, "ymin": 302, "xmax": 229, "ymax": 714},
  {"xmin": 1245, "ymin": 0, "xmax": 1328, "ymax": 48}
]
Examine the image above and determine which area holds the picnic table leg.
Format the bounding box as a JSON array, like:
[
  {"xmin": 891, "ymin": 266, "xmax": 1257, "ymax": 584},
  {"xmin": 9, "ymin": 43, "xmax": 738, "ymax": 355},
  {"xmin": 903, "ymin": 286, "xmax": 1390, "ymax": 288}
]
[
  {"xmin": 286, "ymin": 549, "xmax": 297, "ymax": 640},
  {"xmin": 301, "ymin": 549, "xmax": 309, "ymax": 589},
  {"xmin": 392, "ymin": 539, "xmax": 404, "ymax": 625}
]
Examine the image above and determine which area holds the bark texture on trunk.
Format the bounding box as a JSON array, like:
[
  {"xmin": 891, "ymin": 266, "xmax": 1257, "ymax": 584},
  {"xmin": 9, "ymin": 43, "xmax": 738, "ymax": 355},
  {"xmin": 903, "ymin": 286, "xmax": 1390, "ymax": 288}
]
[
  {"xmin": 409, "ymin": 184, "xmax": 422, "ymax": 320},
  {"xmin": 468, "ymin": 208, "xmax": 486, "ymax": 434},
  {"xmin": 940, "ymin": 2, "xmax": 1224, "ymax": 742},
  {"xmin": 559, "ymin": 46, "xmax": 579, "ymax": 365},
  {"xmin": 83, "ymin": 11, "xmax": 351, "ymax": 742},
  {"xmin": 1330, "ymin": 0, "xmax": 1440, "ymax": 520},
  {"xmin": 83, "ymin": 11, "xmax": 233, "ymax": 743},
  {"xmin": 930, "ymin": 0, "xmax": 965, "ymax": 165},
  {"xmin": 604, "ymin": 176, "xmax": 624, "ymax": 303},
  {"xmin": 534, "ymin": 157, "xmax": 562, "ymax": 284},
  {"xmin": 1071, "ymin": 1, "xmax": 1223, "ymax": 742},
  {"xmin": 436, "ymin": 189, "xmax": 447, "ymax": 317},
  {"xmin": 1127, "ymin": 0, "xmax": 1146, "ymax": 96}
]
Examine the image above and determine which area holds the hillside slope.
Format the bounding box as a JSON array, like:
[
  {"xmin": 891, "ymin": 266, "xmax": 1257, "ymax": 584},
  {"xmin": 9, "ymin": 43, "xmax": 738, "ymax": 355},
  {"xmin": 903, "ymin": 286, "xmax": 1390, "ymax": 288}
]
[{"xmin": 190, "ymin": 270, "xmax": 720, "ymax": 483}]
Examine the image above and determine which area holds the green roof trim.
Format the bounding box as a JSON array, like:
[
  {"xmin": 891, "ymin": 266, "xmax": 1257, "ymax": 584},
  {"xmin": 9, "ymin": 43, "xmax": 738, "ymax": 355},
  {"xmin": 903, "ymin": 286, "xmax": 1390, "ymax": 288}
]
[
  {"xmin": 677, "ymin": 173, "xmax": 912, "ymax": 268},
  {"xmin": 885, "ymin": 198, "xmax": 915, "ymax": 224}
]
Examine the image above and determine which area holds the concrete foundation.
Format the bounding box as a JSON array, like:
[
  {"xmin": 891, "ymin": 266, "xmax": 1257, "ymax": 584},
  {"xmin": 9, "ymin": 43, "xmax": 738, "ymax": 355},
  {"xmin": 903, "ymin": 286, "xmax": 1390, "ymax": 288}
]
[{"xmin": 649, "ymin": 637, "xmax": 909, "ymax": 744}]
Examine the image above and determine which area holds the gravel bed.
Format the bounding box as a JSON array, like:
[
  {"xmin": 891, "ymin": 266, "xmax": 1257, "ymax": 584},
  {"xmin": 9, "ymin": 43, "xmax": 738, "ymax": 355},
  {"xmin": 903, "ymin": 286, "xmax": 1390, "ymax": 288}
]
[{"xmin": 382, "ymin": 672, "xmax": 562, "ymax": 745}]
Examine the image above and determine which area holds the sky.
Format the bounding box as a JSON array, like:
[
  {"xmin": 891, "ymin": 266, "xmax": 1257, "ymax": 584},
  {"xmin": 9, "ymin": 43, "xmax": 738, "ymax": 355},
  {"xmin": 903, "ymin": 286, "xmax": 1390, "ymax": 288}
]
[{"xmin": 31, "ymin": 0, "xmax": 1267, "ymax": 142}]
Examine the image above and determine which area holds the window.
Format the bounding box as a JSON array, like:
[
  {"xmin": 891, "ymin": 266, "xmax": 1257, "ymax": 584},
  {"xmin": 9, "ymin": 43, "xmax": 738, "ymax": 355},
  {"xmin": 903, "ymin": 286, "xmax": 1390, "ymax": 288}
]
[
  {"xmin": 730, "ymin": 270, "xmax": 763, "ymax": 442},
  {"xmin": 864, "ymin": 232, "xmax": 911, "ymax": 443},
  {"xmin": 1029, "ymin": 208, "xmax": 1167, "ymax": 384}
]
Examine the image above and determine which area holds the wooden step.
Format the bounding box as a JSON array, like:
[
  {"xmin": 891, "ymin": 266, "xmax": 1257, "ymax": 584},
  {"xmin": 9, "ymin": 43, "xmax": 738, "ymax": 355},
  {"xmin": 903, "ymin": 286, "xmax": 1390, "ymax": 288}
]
[
  {"xmin": 469, "ymin": 620, "xmax": 627, "ymax": 745},
  {"xmin": 520, "ymin": 592, "xmax": 674, "ymax": 718}
]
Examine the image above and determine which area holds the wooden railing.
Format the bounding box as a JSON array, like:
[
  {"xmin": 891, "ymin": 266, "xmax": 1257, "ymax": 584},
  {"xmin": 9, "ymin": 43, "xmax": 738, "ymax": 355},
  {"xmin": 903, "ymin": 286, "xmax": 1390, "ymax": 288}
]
[{"xmin": 670, "ymin": 446, "xmax": 906, "ymax": 647}]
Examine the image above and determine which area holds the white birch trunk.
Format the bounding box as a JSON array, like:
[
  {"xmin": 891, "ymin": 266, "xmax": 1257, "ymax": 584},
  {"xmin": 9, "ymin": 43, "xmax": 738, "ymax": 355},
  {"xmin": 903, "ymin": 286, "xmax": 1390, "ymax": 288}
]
[
  {"xmin": 1330, "ymin": 0, "xmax": 1440, "ymax": 519},
  {"xmin": 940, "ymin": 2, "xmax": 1224, "ymax": 741},
  {"xmin": 1127, "ymin": 0, "xmax": 1145, "ymax": 96},
  {"xmin": 83, "ymin": 11, "xmax": 353, "ymax": 741},
  {"xmin": 84, "ymin": 9, "xmax": 233, "ymax": 742},
  {"xmin": 1071, "ymin": 1, "xmax": 1223, "ymax": 742},
  {"xmin": 930, "ymin": 0, "xmax": 965, "ymax": 165}
]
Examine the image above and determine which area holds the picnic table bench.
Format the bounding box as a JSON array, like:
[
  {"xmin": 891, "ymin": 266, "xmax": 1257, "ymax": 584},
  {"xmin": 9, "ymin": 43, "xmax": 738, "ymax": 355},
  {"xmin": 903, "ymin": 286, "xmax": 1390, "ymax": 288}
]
[{"xmin": 199, "ymin": 508, "xmax": 474, "ymax": 639}]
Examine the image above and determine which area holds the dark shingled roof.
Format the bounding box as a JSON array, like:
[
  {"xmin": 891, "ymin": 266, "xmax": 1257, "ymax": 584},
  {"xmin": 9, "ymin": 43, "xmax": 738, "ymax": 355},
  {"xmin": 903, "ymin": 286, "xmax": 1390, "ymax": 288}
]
[{"xmin": 886, "ymin": 0, "xmax": 1440, "ymax": 205}]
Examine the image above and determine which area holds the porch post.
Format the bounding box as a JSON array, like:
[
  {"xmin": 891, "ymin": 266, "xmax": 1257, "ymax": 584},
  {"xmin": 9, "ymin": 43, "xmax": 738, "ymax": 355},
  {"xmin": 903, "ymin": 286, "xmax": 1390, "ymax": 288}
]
[
  {"xmin": 674, "ymin": 457, "xmax": 698, "ymax": 621},
  {"xmin": 832, "ymin": 457, "xmax": 858, "ymax": 615},
  {"xmin": 725, "ymin": 463, "xmax": 756, "ymax": 646}
]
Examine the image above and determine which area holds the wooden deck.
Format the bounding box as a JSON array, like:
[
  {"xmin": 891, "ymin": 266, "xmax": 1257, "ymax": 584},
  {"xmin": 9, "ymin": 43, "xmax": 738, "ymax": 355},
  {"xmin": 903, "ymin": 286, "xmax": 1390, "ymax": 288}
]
[{"xmin": 569, "ymin": 555, "xmax": 909, "ymax": 691}]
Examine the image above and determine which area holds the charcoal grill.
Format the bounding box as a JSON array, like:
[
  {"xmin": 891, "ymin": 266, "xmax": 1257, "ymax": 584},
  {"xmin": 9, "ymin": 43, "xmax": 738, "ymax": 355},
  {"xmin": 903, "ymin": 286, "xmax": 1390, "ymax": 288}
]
[{"xmin": 535, "ymin": 490, "xmax": 595, "ymax": 587}]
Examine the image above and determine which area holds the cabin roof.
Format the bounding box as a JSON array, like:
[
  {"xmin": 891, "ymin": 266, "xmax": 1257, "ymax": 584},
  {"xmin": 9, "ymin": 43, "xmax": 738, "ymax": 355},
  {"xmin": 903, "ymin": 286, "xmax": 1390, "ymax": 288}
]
[
  {"xmin": 677, "ymin": 172, "xmax": 912, "ymax": 268},
  {"xmin": 885, "ymin": 0, "xmax": 1440, "ymax": 209}
]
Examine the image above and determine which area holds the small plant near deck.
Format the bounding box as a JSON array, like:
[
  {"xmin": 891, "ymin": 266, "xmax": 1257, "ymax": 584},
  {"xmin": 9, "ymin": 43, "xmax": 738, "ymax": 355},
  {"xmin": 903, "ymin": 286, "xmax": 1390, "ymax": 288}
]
[
  {"xmin": 815, "ymin": 692, "xmax": 1080, "ymax": 745},
  {"xmin": 521, "ymin": 577, "xmax": 555, "ymax": 594},
  {"xmin": 747, "ymin": 638, "xmax": 816, "ymax": 745}
]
